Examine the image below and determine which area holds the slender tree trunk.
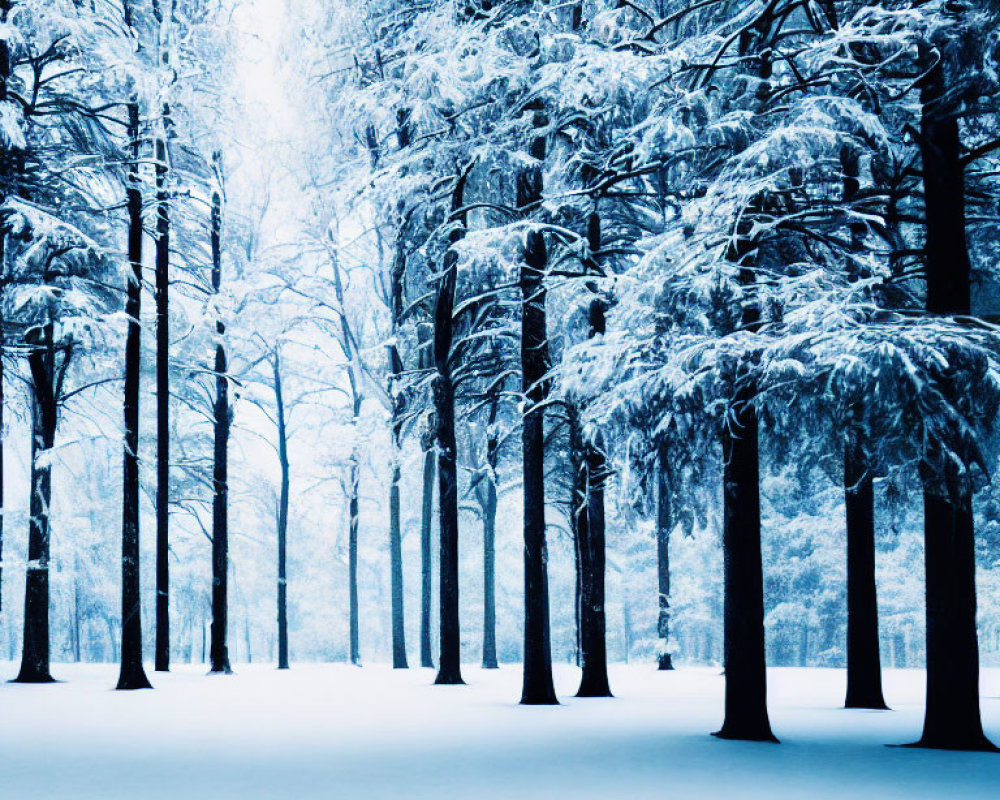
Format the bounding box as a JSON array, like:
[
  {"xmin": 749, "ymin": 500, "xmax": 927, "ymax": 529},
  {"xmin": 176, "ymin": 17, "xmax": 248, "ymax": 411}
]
[
  {"xmin": 72, "ymin": 545, "xmax": 81, "ymax": 663},
  {"xmin": 518, "ymin": 106, "xmax": 557, "ymax": 705},
  {"xmin": 154, "ymin": 126, "xmax": 171, "ymax": 673},
  {"xmin": 0, "ymin": 0, "xmax": 9, "ymax": 631},
  {"xmin": 844, "ymin": 433, "xmax": 887, "ymax": 709},
  {"xmin": 432, "ymin": 171, "xmax": 469, "ymax": 685},
  {"xmin": 576, "ymin": 269, "xmax": 611, "ymax": 697},
  {"xmin": 911, "ymin": 56, "xmax": 994, "ymax": 751},
  {"xmin": 348, "ymin": 442, "xmax": 360, "ymax": 666},
  {"xmin": 839, "ymin": 141, "xmax": 885, "ymax": 708},
  {"xmin": 657, "ymin": 446, "xmax": 674, "ymax": 671},
  {"xmin": 209, "ymin": 164, "xmax": 231, "ymax": 675},
  {"xmin": 570, "ymin": 416, "xmax": 585, "ymax": 668},
  {"xmin": 117, "ymin": 99, "xmax": 151, "ymax": 690},
  {"xmin": 418, "ymin": 324, "xmax": 435, "ymax": 668},
  {"xmin": 420, "ymin": 444, "xmax": 435, "ymax": 668},
  {"xmin": 274, "ymin": 353, "xmax": 290, "ymax": 669},
  {"xmin": 388, "ymin": 244, "xmax": 408, "ymax": 669},
  {"xmin": 482, "ymin": 418, "xmax": 499, "ymax": 670}
]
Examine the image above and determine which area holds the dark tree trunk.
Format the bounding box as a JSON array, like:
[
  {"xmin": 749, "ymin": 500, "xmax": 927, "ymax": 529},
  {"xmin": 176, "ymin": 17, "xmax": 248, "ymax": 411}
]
[
  {"xmin": 209, "ymin": 167, "xmax": 231, "ymax": 675},
  {"xmin": 154, "ymin": 127, "xmax": 171, "ymax": 673},
  {"xmin": 570, "ymin": 414, "xmax": 585, "ymax": 668},
  {"xmin": 844, "ymin": 434, "xmax": 887, "ymax": 709},
  {"xmin": 715, "ymin": 206, "xmax": 773, "ymax": 737},
  {"xmin": 348, "ymin": 445, "xmax": 360, "ymax": 666},
  {"xmin": 420, "ymin": 440, "xmax": 435, "ymax": 668},
  {"xmin": 117, "ymin": 100, "xmax": 151, "ymax": 691},
  {"xmin": 716, "ymin": 372, "xmax": 774, "ymax": 740},
  {"xmin": 16, "ymin": 329, "xmax": 57, "ymax": 684},
  {"xmin": 911, "ymin": 56, "xmax": 994, "ymax": 751},
  {"xmin": 839, "ymin": 141, "xmax": 885, "ymax": 708},
  {"xmin": 482, "ymin": 406, "xmax": 499, "ymax": 670},
  {"xmin": 418, "ymin": 324, "xmax": 435, "ymax": 669},
  {"xmin": 432, "ymin": 171, "xmax": 469, "ymax": 686},
  {"xmin": 656, "ymin": 446, "xmax": 674, "ymax": 671},
  {"xmin": 0, "ymin": 0, "xmax": 9, "ymax": 631},
  {"xmin": 388, "ymin": 242, "xmax": 408, "ymax": 669},
  {"xmin": 577, "ymin": 426, "xmax": 611, "ymax": 697},
  {"xmin": 518, "ymin": 107, "xmax": 557, "ymax": 705},
  {"xmin": 274, "ymin": 352, "xmax": 290, "ymax": 670},
  {"xmin": 576, "ymin": 225, "xmax": 611, "ymax": 698}
]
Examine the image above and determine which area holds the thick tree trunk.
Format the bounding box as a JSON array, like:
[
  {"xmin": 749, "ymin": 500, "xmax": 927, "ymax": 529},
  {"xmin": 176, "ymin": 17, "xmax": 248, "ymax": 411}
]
[
  {"xmin": 16, "ymin": 337, "xmax": 57, "ymax": 684},
  {"xmin": 911, "ymin": 57, "xmax": 994, "ymax": 751},
  {"xmin": 432, "ymin": 172, "xmax": 469, "ymax": 685},
  {"xmin": 274, "ymin": 353, "xmax": 290, "ymax": 670},
  {"xmin": 844, "ymin": 434, "xmax": 887, "ymax": 709},
  {"xmin": 518, "ymin": 106, "xmax": 557, "ymax": 705},
  {"xmin": 209, "ymin": 171, "xmax": 231, "ymax": 675},
  {"xmin": 656, "ymin": 447, "xmax": 674, "ymax": 671},
  {"xmin": 716, "ymin": 373, "xmax": 774, "ymax": 740},
  {"xmin": 154, "ymin": 129, "xmax": 171, "ymax": 673},
  {"xmin": 117, "ymin": 100, "xmax": 151, "ymax": 690},
  {"xmin": 577, "ymin": 428, "xmax": 611, "ymax": 697}
]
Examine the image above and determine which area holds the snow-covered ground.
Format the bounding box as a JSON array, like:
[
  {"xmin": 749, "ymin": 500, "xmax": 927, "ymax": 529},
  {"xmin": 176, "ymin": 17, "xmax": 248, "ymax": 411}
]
[{"xmin": 2, "ymin": 662, "xmax": 998, "ymax": 799}]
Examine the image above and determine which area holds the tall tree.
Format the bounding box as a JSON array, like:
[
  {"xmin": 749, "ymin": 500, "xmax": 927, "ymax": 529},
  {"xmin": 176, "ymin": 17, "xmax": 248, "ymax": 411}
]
[
  {"xmin": 433, "ymin": 169, "xmax": 468, "ymax": 686},
  {"xmin": 575, "ymin": 220, "xmax": 611, "ymax": 698},
  {"xmin": 152, "ymin": 0, "xmax": 175, "ymax": 674},
  {"xmin": 418, "ymin": 324, "xmax": 435, "ymax": 669},
  {"xmin": 209, "ymin": 153, "xmax": 232, "ymax": 675},
  {"xmin": 15, "ymin": 323, "xmax": 63, "ymax": 684},
  {"xmin": 273, "ymin": 347, "xmax": 290, "ymax": 670},
  {"xmin": 116, "ymin": 86, "xmax": 152, "ymax": 691},
  {"xmin": 911, "ymin": 11, "xmax": 995, "ymax": 750},
  {"xmin": 518, "ymin": 104, "xmax": 557, "ymax": 706}
]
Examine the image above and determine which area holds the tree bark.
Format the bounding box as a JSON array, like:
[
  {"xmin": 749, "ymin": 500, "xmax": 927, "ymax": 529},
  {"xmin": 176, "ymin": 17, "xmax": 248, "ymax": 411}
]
[
  {"xmin": 0, "ymin": 23, "xmax": 8, "ymax": 629},
  {"xmin": 716, "ymin": 371, "xmax": 774, "ymax": 740},
  {"xmin": 274, "ymin": 352, "xmax": 290, "ymax": 669},
  {"xmin": 911, "ymin": 54, "xmax": 994, "ymax": 750},
  {"xmin": 844, "ymin": 433, "xmax": 887, "ymax": 709},
  {"xmin": 839, "ymin": 140, "xmax": 885, "ymax": 708},
  {"xmin": 575, "ymin": 234, "xmax": 611, "ymax": 697},
  {"xmin": 432, "ymin": 171, "xmax": 468, "ymax": 685},
  {"xmin": 154, "ymin": 125, "xmax": 171, "ymax": 673},
  {"xmin": 16, "ymin": 329, "xmax": 57, "ymax": 684},
  {"xmin": 482, "ymin": 403, "xmax": 499, "ymax": 670},
  {"xmin": 209, "ymin": 164, "xmax": 231, "ymax": 675},
  {"xmin": 420, "ymin": 436, "xmax": 435, "ymax": 668},
  {"xmin": 656, "ymin": 446, "xmax": 674, "ymax": 671},
  {"xmin": 348, "ymin": 441, "xmax": 360, "ymax": 666},
  {"xmin": 388, "ymin": 242, "xmax": 408, "ymax": 669},
  {"xmin": 518, "ymin": 107, "xmax": 557, "ymax": 705},
  {"xmin": 116, "ymin": 99, "xmax": 151, "ymax": 690}
]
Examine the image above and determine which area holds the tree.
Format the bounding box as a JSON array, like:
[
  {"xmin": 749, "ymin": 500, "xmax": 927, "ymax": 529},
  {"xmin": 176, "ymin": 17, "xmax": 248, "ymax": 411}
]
[
  {"xmin": 116, "ymin": 10, "xmax": 152, "ymax": 688},
  {"xmin": 209, "ymin": 152, "xmax": 232, "ymax": 675}
]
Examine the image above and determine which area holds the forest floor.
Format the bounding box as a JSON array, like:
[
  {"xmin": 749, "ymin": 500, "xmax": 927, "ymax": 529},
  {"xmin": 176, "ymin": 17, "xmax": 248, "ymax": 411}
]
[{"xmin": 1, "ymin": 661, "xmax": 998, "ymax": 799}]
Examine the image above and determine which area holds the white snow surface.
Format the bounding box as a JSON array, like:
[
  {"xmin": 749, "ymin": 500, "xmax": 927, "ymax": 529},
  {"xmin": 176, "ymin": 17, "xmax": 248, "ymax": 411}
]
[{"xmin": 2, "ymin": 662, "xmax": 998, "ymax": 799}]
